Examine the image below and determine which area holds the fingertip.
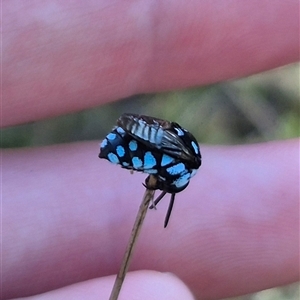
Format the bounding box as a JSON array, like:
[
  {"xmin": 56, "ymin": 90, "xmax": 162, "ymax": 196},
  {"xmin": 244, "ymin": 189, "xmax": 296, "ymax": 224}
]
[
  {"xmin": 19, "ymin": 271, "xmax": 195, "ymax": 300},
  {"xmin": 118, "ymin": 270, "xmax": 195, "ymax": 300}
]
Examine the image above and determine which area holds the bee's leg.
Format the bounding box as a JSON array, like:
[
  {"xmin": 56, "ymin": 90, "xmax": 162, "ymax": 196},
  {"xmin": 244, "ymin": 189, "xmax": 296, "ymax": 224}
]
[
  {"xmin": 149, "ymin": 191, "xmax": 167, "ymax": 210},
  {"xmin": 164, "ymin": 193, "xmax": 175, "ymax": 228}
]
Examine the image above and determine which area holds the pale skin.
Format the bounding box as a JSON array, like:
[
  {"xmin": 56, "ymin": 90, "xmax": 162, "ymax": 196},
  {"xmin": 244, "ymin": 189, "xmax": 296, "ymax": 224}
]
[{"xmin": 2, "ymin": 1, "xmax": 299, "ymax": 300}]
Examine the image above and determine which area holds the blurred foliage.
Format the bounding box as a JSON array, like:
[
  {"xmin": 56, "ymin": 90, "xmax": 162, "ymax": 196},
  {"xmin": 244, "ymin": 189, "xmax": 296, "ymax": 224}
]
[
  {"xmin": 1, "ymin": 64, "xmax": 299, "ymax": 300},
  {"xmin": 1, "ymin": 63, "xmax": 299, "ymax": 148},
  {"xmin": 229, "ymin": 283, "xmax": 299, "ymax": 300}
]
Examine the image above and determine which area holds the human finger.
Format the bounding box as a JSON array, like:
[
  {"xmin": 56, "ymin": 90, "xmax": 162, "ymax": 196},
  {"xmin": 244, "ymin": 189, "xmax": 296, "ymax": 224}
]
[
  {"xmin": 3, "ymin": 0, "xmax": 299, "ymax": 126},
  {"xmin": 3, "ymin": 139, "xmax": 299, "ymax": 299},
  {"xmin": 13, "ymin": 271, "xmax": 194, "ymax": 300}
]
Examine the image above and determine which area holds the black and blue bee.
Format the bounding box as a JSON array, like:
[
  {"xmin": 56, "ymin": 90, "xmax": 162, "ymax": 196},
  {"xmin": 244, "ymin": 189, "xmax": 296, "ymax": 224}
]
[{"xmin": 99, "ymin": 113, "xmax": 201, "ymax": 227}]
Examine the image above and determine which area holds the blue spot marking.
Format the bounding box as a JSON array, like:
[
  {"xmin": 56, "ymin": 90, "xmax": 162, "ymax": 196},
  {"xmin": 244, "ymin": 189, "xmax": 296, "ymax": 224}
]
[
  {"xmin": 116, "ymin": 145, "xmax": 125, "ymax": 157},
  {"xmin": 191, "ymin": 141, "xmax": 199, "ymax": 154},
  {"xmin": 122, "ymin": 162, "xmax": 130, "ymax": 167},
  {"xmin": 145, "ymin": 169, "xmax": 158, "ymax": 174},
  {"xmin": 174, "ymin": 173, "xmax": 191, "ymax": 188},
  {"xmin": 144, "ymin": 152, "xmax": 156, "ymax": 169},
  {"xmin": 108, "ymin": 153, "xmax": 119, "ymax": 164},
  {"xmin": 175, "ymin": 127, "xmax": 184, "ymax": 136},
  {"xmin": 100, "ymin": 139, "xmax": 107, "ymax": 148},
  {"xmin": 132, "ymin": 157, "xmax": 143, "ymax": 169},
  {"xmin": 161, "ymin": 154, "xmax": 174, "ymax": 166},
  {"xmin": 190, "ymin": 169, "xmax": 198, "ymax": 178},
  {"xmin": 107, "ymin": 133, "xmax": 116, "ymax": 140},
  {"xmin": 129, "ymin": 140, "xmax": 138, "ymax": 151},
  {"xmin": 166, "ymin": 163, "xmax": 186, "ymax": 175},
  {"xmin": 116, "ymin": 127, "xmax": 125, "ymax": 135}
]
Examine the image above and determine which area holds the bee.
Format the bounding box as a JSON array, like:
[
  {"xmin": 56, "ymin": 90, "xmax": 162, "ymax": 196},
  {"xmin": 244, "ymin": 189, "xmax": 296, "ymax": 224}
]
[{"xmin": 99, "ymin": 113, "xmax": 201, "ymax": 227}]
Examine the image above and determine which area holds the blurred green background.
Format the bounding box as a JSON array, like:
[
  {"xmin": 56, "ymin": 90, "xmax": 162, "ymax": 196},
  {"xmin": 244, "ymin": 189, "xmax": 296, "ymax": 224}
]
[
  {"xmin": 2, "ymin": 63, "xmax": 299, "ymax": 299},
  {"xmin": 2, "ymin": 63, "xmax": 299, "ymax": 148}
]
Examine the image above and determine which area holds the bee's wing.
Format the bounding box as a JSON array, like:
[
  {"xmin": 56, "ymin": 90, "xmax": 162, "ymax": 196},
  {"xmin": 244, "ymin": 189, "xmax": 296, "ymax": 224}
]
[{"xmin": 117, "ymin": 113, "xmax": 199, "ymax": 164}]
